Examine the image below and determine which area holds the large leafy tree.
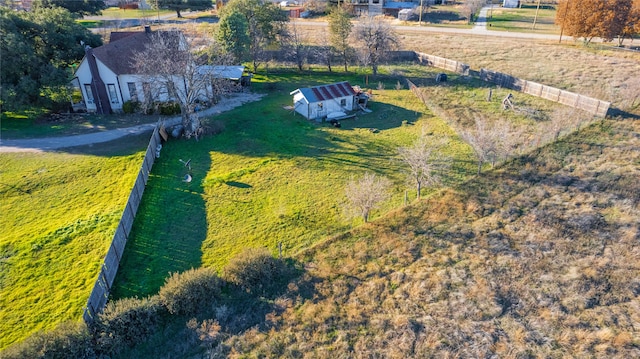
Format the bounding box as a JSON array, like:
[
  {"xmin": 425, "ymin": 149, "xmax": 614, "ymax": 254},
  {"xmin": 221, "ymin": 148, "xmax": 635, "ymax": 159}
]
[
  {"xmin": 556, "ymin": 0, "xmax": 639, "ymax": 44},
  {"xmin": 354, "ymin": 16, "xmax": 399, "ymax": 76},
  {"xmin": 157, "ymin": 0, "xmax": 213, "ymax": 18},
  {"xmin": 619, "ymin": 0, "xmax": 640, "ymax": 45},
  {"xmin": 219, "ymin": 0, "xmax": 288, "ymax": 72},
  {"xmin": 216, "ymin": 10, "xmax": 250, "ymax": 63},
  {"xmin": 328, "ymin": 6, "xmax": 352, "ymax": 72},
  {"xmin": 32, "ymin": 0, "xmax": 106, "ymax": 18},
  {"xmin": 0, "ymin": 6, "xmax": 102, "ymax": 110}
]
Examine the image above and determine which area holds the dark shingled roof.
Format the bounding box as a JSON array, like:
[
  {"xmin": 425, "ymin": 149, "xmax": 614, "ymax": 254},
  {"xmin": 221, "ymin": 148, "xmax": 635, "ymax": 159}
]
[
  {"xmin": 91, "ymin": 30, "xmax": 183, "ymax": 75},
  {"xmin": 109, "ymin": 31, "xmax": 139, "ymax": 43}
]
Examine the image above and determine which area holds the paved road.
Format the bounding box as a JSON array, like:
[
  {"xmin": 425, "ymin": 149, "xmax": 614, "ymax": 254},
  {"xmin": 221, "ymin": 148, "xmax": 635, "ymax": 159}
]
[
  {"xmin": 294, "ymin": 7, "xmax": 564, "ymax": 42},
  {"xmin": 0, "ymin": 93, "xmax": 263, "ymax": 153}
]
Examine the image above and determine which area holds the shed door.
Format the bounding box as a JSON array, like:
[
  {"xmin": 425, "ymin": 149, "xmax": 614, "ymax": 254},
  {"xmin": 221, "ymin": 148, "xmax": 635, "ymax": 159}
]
[{"xmin": 317, "ymin": 102, "xmax": 326, "ymax": 118}]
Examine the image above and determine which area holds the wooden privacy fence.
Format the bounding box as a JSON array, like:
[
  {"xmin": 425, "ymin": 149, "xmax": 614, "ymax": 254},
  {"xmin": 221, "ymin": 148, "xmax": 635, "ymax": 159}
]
[
  {"xmin": 415, "ymin": 52, "xmax": 470, "ymax": 76},
  {"xmin": 82, "ymin": 123, "xmax": 162, "ymax": 324},
  {"xmin": 480, "ymin": 69, "xmax": 610, "ymax": 117}
]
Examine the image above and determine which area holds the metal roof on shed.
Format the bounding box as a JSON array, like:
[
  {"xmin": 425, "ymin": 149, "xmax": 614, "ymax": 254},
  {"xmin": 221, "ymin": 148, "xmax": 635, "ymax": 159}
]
[{"xmin": 294, "ymin": 81, "xmax": 355, "ymax": 103}]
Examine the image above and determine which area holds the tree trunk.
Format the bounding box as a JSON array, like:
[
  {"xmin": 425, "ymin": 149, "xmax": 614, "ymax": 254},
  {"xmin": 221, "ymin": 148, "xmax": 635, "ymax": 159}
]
[
  {"xmin": 416, "ymin": 182, "xmax": 421, "ymax": 199},
  {"xmin": 176, "ymin": 9, "xmax": 182, "ymax": 18},
  {"xmin": 477, "ymin": 160, "xmax": 482, "ymax": 175}
]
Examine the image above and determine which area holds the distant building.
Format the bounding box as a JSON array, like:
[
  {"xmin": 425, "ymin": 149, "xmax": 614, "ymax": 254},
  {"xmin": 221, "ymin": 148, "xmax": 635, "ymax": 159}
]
[{"xmin": 503, "ymin": 0, "xmax": 519, "ymax": 8}]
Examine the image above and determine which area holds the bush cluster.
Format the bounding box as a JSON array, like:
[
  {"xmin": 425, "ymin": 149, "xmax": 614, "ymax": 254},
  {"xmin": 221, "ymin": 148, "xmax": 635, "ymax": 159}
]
[
  {"xmin": 1, "ymin": 322, "xmax": 95, "ymax": 359},
  {"xmin": 158, "ymin": 102, "xmax": 181, "ymax": 116},
  {"xmin": 159, "ymin": 267, "xmax": 222, "ymax": 315},
  {"xmin": 92, "ymin": 296, "xmax": 162, "ymax": 354},
  {"xmin": 4, "ymin": 251, "xmax": 290, "ymax": 357},
  {"xmin": 122, "ymin": 100, "xmax": 140, "ymax": 114},
  {"xmin": 223, "ymin": 247, "xmax": 286, "ymax": 295}
]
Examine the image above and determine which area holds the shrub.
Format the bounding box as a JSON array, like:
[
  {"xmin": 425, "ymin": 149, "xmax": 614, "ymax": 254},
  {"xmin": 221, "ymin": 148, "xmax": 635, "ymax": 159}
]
[
  {"xmin": 92, "ymin": 296, "xmax": 162, "ymax": 354},
  {"xmin": 159, "ymin": 267, "xmax": 222, "ymax": 316},
  {"xmin": 1, "ymin": 321, "xmax": 95, "ymax": 359},
  {"xmin": 158, "ymin": 102, "xmax": 181, "ymax": 116},
  {"xmin": 122, "ymin": 100, "xmax": 140, "ymax": 114},
  {"xmin": 223, "ymin": 248, "xmax": 286, "ymax": 295}
]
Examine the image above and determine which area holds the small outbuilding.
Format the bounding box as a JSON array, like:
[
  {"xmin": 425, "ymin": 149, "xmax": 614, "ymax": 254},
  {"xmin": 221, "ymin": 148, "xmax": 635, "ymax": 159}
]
[
  {"xmin": 503, "ymin": 0, "xmax": 519, "ymax": 8},
  {"xmin": 290, "ymin": 81, "xmax": 356, "ymax": 121}
]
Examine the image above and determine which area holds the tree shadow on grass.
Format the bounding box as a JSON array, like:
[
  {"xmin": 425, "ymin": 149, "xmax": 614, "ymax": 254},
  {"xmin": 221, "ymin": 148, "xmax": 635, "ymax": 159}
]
[{"xmin": 110, "ymin": 138, "xmax": 211, "ymax": 299}]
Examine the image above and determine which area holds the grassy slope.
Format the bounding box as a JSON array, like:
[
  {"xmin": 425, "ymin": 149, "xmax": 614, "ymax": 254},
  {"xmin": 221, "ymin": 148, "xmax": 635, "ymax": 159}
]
[
  {"xmin": 0, "ymin": 135, "xmax": 147, "ymax": 349},
  {"xmin": 221, "ymin": 115, "xmax": 640, "ymax": 358},
  {"xmin": 111, "ymin": 69, "xmax": 478, "ymax": 299}
]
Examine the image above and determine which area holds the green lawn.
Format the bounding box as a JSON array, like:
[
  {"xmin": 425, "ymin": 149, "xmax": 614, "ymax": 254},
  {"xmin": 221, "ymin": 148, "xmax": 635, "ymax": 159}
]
[
  {"xmin": 0, "ymin": 135, "xmax": 147, "ymax": 350},
  {"xmin": 111, "ymin": 69, "xmax": 478, "ymax": 299},
  {"xmin": 1, "ymin": 111, "xmax": 161, "ymax": 139},
  {"xmin": 100, "ymin": 6, "xmax": 173, "ymax": 19},
  {"xmin": 487, "ymin": 6, "xmax": 559, "ymax": 34}
]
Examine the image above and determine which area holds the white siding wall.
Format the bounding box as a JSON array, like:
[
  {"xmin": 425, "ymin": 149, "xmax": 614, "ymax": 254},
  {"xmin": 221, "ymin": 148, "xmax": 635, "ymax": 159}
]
[
  {"xmin": 292, "ymin": 93, "xmax": 355, "ymax": 121},
  {"xmin": 75, "ymin": 59, "xmax": 96, "ymax": 112},
  {"xmin": 95, "ymin": 59, "xmax": 122, "ymax": 111}
]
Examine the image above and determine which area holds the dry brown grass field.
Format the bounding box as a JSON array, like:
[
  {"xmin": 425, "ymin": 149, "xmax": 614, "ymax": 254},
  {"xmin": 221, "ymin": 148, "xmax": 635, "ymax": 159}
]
[
  {"xmin": 217, "ymin": 109, "xmax": 640, "ymax": 358},
  {"xmin": 89, "ymin": 25, "xmax": 640, "ymax": 358},
  {"xmin": 207, "ymin": 32, "xmax": 640, "ymax": 358}
]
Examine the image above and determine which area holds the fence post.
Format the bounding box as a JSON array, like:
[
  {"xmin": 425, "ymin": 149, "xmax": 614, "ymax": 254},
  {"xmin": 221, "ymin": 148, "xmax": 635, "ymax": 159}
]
[{"xmin": 82, "ymin": 123, "xmax": 162, "ymax": 325}]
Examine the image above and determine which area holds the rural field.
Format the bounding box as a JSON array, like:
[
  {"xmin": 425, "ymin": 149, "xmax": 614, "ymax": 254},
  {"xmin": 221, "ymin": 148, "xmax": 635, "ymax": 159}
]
[
  {"xmin": 3, "ymin": 19, "xmax": 640, "ymax": 357},
  {"xmin": 0, "ymin": 136, "xmax": 147, "ymax": 349}
]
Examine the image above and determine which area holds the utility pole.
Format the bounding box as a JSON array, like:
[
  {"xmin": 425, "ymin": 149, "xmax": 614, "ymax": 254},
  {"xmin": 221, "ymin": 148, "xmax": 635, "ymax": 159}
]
[
  {"xmin": 419, "ymin": 0, "xmax": 423, "ymax": 26},
  {"xmin": 532, "ymin": 0, "xmax": 542, "ymax": 29}
]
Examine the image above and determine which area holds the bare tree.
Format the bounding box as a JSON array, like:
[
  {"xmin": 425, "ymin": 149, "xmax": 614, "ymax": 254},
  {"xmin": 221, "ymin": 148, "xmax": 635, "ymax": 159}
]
[
  {"xmin": 314, "ymin": 32, "xmax": 333, "ymax": 72},
  {"xmin": 345, "ymin": 172, "xmax": 391, "ymax": 223},
  {"xmin": 460, "ymin": 117, "xmax": 519, "ymax": 175},
  {"xmin": 283, "ymin": 20, "xmax": 309, "ymax": 71},
  {"xmin": 354, "ymin": 16, "xmax": 399, "ymax": 76},
  {"xmin": 133, "ymin": 31, "xmax": 233, "ymax": 139},
  {"xmin": 460, "ymin": 0, "xmax": 484, "ymax": 24},
  {"xmin": 547, "ymin": 106, "xmax": 583, "ymax": 143},
  {"xmin": 398, "ymin": 136, "xmax": 451, "ymax": 200}
]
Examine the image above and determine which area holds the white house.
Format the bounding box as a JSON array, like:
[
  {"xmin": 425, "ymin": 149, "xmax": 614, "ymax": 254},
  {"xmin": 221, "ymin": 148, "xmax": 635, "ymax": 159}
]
[
  {"xmin": 73, "ymin": 27, "xmax": 188, "ymax": 114},
  {"xmin": 503, "ymin": 0, "xmax": 519, "ymax": 8},
  {"xmin": 74, "ymin": 27, "xmax": 241, "ymax": 114},
  {"xmin": 290, "ymin": 82, "xmax": 357, "ymax": 121}
]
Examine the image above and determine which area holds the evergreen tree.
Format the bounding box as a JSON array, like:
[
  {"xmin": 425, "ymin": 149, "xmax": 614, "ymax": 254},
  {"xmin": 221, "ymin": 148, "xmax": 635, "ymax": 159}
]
[
  {"xmin": 32, "ymin": 0, "xmax": 106, "ymax": 18},
  {"xmin": 157, "ymin": 0, "xmax": 213, "ymax": 18},
  {"xmin": 0, "ymin": 6, "xmax": 102, "ymax": 110}
]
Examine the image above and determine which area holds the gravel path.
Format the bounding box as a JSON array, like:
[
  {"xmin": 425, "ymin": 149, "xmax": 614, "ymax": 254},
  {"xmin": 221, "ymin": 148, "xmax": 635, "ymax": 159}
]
[{"xmin": 0, "ymin": 92, "xmax": 264, "ymax": 153}]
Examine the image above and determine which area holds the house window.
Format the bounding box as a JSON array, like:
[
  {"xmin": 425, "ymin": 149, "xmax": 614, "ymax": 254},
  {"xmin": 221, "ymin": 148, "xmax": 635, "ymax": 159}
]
[
  {"xmin": 84, "ymin": 84, "xmax": 94, "ymax": 104},
  {"xmin": 340, "ymin": 99, "xmax": 346, "ymax": 107},
  {"xmin": 107, "ymin": 84, "xmax": 119, "ymax": 104},
  {"xmin": 127, "ymin": 82, "xmax": 138, "ymax": 101}
]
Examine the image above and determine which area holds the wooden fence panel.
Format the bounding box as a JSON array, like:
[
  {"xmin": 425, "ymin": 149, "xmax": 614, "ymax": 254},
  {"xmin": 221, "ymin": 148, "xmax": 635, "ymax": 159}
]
[
  {"xmin": 83, "ymin": 124, "xmax": 162, "ymax": 324},
  {"xmin": 415, "ymin": 52, "xmax": 470, "ymax": 76},
  {"xmin": 479, "ymin": 68, "xmax": 610, "ymax": 117}
]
